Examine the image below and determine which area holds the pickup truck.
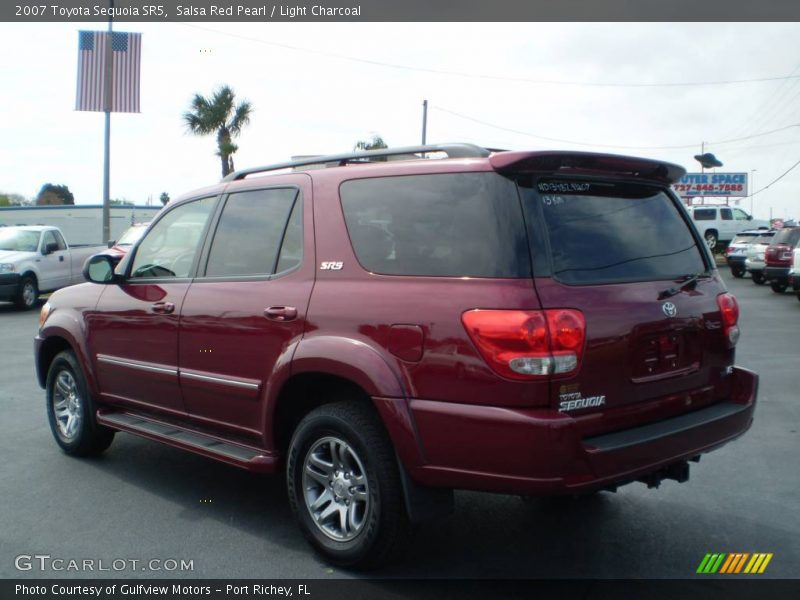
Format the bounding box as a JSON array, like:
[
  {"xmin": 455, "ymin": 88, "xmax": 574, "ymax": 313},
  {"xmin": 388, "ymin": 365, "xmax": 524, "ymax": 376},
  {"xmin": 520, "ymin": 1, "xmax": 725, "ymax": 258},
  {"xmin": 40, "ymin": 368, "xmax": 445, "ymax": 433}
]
[
  {"xmin": 685, "ymin": 205, "xmax": 769, "ymax": 250},
  {"xmin": 0, "ymin": 226, "xmax": 105, "ymax": 309}
]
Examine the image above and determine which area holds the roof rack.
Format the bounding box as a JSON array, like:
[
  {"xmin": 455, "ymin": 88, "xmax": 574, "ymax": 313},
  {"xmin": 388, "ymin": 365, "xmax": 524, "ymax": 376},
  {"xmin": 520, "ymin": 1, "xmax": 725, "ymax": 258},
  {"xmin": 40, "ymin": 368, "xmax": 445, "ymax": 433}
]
[{"xmin": 222, "ymin": 143, "xmax": 491, "ymax": 181}]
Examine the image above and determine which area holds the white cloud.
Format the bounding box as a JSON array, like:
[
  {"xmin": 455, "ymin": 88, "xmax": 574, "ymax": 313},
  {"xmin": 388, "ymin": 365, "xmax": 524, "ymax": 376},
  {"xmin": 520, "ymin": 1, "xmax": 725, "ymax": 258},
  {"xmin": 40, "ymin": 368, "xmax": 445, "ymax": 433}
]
[{"xmin": 1, "ymin": 21, "xmax": 799, "ymax": 219}]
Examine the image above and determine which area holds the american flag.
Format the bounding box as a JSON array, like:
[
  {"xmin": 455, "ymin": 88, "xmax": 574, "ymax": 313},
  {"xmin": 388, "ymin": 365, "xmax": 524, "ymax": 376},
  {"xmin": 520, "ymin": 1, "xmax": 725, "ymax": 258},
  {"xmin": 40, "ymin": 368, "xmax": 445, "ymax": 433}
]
[{"xmin": 76, "ymin": 31, "xmax": 141, "ymax": 113}]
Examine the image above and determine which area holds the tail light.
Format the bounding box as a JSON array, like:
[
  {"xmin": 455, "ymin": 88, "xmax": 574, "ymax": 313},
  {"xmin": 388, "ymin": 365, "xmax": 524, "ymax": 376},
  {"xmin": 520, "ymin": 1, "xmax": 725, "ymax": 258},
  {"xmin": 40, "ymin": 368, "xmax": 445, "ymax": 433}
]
[
  {"xmin": 461, "ymin": 309, "xmax": 585, "ymax": 380},
  {"xmin": 780, "ymin": 251, "xmax": 792, "ymax": 261},
  {"xmin": 716, "ymin": 293, "xmax": 740, "ymax": 347},
  {"xmin": 726, "ymin": 246, "xmax": 736, "ymax": 255}
]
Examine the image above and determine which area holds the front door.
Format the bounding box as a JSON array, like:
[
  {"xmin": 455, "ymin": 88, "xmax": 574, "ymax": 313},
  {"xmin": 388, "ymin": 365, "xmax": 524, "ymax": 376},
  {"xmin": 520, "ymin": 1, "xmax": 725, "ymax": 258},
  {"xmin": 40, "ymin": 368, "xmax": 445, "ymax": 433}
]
[
  {"xmin": 38, "ymin": 230, "xmax": 70, "ymax": 291},
  {"xmin": 178, "ymin": 177, "xmax": 314, "ymax": 439},
  {"xmin": 88, "ymin": 196, "xmax": 218, "ymax": 417}
]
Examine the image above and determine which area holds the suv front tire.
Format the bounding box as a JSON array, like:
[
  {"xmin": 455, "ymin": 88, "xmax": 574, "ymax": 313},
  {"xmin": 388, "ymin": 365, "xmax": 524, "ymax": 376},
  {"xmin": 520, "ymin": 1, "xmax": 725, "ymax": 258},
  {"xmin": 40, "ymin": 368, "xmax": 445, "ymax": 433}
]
[{"xmin": 46, "ymin": 350, "xmax": 115, "ymax": 456}]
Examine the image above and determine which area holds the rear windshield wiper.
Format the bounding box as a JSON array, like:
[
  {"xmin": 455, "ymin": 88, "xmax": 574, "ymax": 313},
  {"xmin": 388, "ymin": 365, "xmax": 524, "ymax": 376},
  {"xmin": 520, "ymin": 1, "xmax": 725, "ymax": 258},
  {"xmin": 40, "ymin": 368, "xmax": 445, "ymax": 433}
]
[{"xmin": 658, "ymin": 273, "xmax": 708, "ymax": 299}]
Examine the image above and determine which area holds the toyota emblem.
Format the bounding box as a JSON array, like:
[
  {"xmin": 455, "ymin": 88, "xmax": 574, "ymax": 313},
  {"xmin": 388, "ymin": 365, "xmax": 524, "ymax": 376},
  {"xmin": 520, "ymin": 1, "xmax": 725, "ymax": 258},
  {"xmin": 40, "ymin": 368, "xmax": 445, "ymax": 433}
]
[{"xmin": 662, "ymin": 302, "xmax": 678, "ymax": 317}]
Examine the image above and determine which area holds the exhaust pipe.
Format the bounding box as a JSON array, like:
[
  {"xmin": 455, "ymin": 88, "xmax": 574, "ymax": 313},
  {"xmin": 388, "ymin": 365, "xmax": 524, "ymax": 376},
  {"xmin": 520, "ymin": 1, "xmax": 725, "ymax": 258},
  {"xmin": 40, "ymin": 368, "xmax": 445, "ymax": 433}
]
[{"xmin": 637, "ymin": 460, "xmax": 691, "ymax": 489}]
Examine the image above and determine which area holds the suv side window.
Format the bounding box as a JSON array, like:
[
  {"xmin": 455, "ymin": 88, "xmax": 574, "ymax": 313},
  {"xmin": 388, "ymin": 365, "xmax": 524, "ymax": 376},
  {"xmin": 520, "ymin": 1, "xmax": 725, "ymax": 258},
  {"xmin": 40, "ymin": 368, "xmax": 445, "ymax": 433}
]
[
  {"xmin": 204, "ymin": 188, "xmax": 300, "ymax": 278},
  {"xmin": 720, "ymin": 208, "xmax": 733, "ymax": 220},
  {"xmin": 733, "ymin": 208, "xmax": 749, "ymax": 221},
  {"xmin": 130, "ymin": 196, "xmax": 216, "ymax": 279},
  {"xmin": 341, "ymin": 173, "xmax": 530, "ymax": 277},
  {"xmin": 693, "ymin": 208, "xmax": 716, "ymax": 220}
]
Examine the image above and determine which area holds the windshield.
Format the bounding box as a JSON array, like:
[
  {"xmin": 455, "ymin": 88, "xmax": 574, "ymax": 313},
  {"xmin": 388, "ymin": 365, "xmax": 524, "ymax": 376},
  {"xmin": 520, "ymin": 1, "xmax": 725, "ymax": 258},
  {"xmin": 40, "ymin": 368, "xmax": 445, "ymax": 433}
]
[
  {"xmin": 0, "ymin": 229, "xmax": 40, "ymax": 252},
  {"xmin": 117, "ymin": 225, "xmax": 148, "ymax": 246},
  {"xmin": 526, "ymin": 179, "xmax": 706, "ymax": 285}
]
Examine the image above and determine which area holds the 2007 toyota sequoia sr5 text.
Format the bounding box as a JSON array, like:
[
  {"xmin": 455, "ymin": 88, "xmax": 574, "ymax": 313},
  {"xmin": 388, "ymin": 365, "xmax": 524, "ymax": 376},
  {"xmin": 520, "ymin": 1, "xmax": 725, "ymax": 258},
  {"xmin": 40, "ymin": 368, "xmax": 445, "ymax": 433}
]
[{"xmin": 35, "ymin": 144, "xmax": 758, "ymax": 567}]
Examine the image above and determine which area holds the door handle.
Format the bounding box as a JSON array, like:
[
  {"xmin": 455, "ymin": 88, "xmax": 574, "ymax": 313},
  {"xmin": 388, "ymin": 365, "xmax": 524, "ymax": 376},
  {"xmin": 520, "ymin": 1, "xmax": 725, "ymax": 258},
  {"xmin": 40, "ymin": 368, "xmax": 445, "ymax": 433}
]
[
  {"xmin": 151, "ymin": 301, "xmax": 175, "ymax": 314},
  {"xmin": 264, "ymin": 306, "xmax": 298, "ymax": 322}
]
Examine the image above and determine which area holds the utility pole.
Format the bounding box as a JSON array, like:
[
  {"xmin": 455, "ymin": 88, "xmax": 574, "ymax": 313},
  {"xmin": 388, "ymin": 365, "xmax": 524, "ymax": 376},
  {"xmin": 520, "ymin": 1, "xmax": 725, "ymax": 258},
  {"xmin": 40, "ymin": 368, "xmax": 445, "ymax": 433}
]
[
  {"xmin": 421, "ymin": 99, "xmax": 428, "ymax": 145},
  {"xmin": 102, "ymin": 0, "xmax": 114, "ymax": 244},
  {"xmin": 750, "ymin": 169, "xmax": 756, "ymax": 216}
]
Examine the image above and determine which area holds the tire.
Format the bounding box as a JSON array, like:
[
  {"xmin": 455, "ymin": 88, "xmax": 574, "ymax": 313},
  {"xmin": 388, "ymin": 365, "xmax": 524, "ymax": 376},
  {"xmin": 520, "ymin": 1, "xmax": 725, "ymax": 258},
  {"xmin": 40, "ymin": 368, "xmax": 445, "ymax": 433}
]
[
  {"xmin": 14, "ymin": 275, "xmax": 38, "ymax": 310},
  {"xmin": 46, "ymin": 350, "xmax": 115, "ymax": 456},
  {"xmin": 704, "ymin": 231, "xmax": 718, "ymax": 250},
  {"xmin": 731, "ymin": 265, "xmax": 745, "ymax": 278},
  {"xmin": 751, "ymin": 272, "xmax": 766, "ymax": 285},
  {"xmin": 770, "ymin": 281, "xmax": 788, "ymax": 294},
  {"xmin": 286, "ymin": 400, "xmax": 407, "ymax": 569}
]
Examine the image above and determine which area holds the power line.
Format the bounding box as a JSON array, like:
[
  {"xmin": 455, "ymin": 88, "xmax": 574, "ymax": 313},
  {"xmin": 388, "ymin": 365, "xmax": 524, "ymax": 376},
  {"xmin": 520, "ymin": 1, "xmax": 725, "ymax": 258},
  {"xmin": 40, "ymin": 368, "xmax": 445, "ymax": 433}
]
[
  {"xmin": 180, "ymin": 23, "xmax": 800, "ymax": 89},
  {"xmin": 746, "ymin": 158, "xmax": 800, "ymax": 198},
  {"xmin": 431, "ymin": 105, "xmax": 800, "ymax": 150}
]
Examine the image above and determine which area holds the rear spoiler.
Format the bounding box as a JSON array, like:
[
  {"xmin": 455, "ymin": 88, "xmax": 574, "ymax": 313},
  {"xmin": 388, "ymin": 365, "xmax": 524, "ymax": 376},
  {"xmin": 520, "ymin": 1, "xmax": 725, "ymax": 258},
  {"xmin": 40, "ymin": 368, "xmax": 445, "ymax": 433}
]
[{"xmin": 489, "ymin": 151, "xmax": 686, "ymax": 185}]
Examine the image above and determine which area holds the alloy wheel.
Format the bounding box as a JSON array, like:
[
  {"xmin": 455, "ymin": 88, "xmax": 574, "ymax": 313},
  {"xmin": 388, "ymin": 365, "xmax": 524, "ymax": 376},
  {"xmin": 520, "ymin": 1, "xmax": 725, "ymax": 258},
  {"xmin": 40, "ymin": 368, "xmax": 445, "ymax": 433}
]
[{"xmin": 302, "ymin": 436, "xmax": 370, "ymax": 542}]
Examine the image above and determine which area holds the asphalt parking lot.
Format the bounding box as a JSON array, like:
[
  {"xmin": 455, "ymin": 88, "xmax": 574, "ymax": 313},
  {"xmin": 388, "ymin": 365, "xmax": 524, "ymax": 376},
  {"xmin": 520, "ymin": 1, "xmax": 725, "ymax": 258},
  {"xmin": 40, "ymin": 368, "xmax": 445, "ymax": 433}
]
[{"xmin": 0, "ymin": 270, "xmax": 797, "ymax": 580}]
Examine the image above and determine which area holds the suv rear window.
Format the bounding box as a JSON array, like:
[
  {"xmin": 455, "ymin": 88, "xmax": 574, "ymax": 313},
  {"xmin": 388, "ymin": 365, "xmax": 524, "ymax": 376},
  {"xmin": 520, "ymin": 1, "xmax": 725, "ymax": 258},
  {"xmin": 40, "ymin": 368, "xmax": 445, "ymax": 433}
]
[
  {"xmin": 772, "ymin": 228, "xmax": 800, "ymax": 246},
  {"xmin": 526, "ymin": 179, "xmax": 706, "ymax": 285},
  {"xmin": 732, "ymin": 233, "xmax": 759, "ymax": 244},
  {"xmin": 340, "ymin": 173, "xmax": 530, "ymax": 277}
]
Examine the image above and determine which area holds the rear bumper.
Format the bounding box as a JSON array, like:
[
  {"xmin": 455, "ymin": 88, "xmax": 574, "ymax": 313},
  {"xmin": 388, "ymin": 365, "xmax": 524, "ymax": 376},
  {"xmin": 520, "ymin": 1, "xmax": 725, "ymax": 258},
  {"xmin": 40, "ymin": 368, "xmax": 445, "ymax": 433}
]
[
  {"xmin": 726, "ymin": 256, "xmax": 746, "ymax": 267},
  {"xmin": 765, "ymin": 266, "xmax": 790, "ymax": 282},
  {"xmin": 0, "ymin": 273, "xmax": 21, "ymax": 301},
  {"xmin": 406, "ymin": 367, "xmax": 758, "ymax": 495}
]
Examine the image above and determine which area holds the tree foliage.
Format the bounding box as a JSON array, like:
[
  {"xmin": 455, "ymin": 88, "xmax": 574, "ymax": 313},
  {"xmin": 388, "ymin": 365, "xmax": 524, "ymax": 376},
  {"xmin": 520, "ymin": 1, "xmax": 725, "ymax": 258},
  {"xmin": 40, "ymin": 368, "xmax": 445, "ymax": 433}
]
[
  {"xmin": 354, "ymin": 134, "xmax": 388, "ymax": 152},
  {"xmin": 159, "ymin": 192, "xmax": 170, "ymax": 206},
  {"xmin": 36, "ymin": 184, "xmax": 74, "ymax": 206},
  {"xmin": 183, "ymin": 85, "xmax": 253, "ymax": 178}
]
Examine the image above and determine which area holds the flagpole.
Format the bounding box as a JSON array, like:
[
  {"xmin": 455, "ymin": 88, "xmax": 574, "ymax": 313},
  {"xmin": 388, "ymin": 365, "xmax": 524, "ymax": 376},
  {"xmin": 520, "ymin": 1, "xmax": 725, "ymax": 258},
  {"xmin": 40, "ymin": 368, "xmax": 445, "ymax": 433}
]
[{"xmin": 102, "ymin": 0, "xmax": 113, "ymax": 244}]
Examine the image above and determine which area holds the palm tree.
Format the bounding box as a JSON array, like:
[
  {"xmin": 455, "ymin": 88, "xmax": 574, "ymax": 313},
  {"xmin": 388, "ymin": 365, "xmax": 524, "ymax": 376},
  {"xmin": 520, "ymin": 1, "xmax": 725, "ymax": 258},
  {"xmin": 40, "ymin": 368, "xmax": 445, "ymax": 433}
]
[{"xmin": 183, "ymin": 85, "xmax": 253, "ymax": 178}]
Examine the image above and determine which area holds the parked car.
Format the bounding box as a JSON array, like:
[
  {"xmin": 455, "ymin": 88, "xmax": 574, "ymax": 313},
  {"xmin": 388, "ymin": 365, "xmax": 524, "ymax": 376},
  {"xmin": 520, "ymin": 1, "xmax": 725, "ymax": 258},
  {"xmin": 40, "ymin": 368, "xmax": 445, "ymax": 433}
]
[
  {"xmin": 764, "ymin": 226, "xmax": 800, "ymax": 293},
  {"xmin": 725, "ymin": 230, "xmax": 766, "ymax": 278},
  {"xmin": 100, "ymin": 222, "xmax": 150, "ymax": 263},
  {"xmin": 745, "ymin": 230, "xmax": 777, "ymax": 285},
  {"xmin": 35, "ymin": 145, "xmax": 758, "ymax": 567},
  {"xmin": 685, "ymin": 205, "xmax": 769, "ymax": 250},
  {"xmin": 0, "ymin": 226, "xmax": 105, "ymax": 309},
  {"xmin": 789, "ymin": 245, "xmax": 800, "ymax": 302}
]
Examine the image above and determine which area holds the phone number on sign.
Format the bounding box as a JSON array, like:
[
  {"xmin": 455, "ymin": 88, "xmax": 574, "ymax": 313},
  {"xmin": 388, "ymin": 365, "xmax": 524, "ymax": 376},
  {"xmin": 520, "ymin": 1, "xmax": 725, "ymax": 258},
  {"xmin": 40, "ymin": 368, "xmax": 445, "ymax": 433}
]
[{"xmin": 673, "ymin": 184, "xmax": 745, "ymax": 193}]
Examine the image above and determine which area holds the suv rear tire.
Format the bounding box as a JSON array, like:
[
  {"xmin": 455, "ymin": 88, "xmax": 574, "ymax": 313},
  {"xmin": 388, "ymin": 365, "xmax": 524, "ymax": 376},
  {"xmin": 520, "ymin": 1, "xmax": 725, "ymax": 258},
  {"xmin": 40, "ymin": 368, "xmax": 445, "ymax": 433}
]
[
  {"xmin": 770, "ymin": 281, "xmax": 788, "ymax": 293},
  {"xmin": 730, "ymin": 265, "xmax": 745, "ymax": 278},
  {"xmin": 704, "ymin": 230, "xmax": 718, "ymax": 250},
  {"xmin": 286, "ymin": 400, "xmax": 407, "ymax": 568},
  {"xmin": 46, "ymin": 350, "xmax": 115, "ymax": 456}
]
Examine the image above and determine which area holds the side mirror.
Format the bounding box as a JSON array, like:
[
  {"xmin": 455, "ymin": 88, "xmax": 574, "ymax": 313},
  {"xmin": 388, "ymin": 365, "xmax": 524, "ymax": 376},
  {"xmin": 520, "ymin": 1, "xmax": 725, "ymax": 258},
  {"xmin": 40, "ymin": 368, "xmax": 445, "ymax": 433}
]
[
  {"xmin": 43, "ymin": 242, "xmax": 59, "ymax": 255},
  {"xmin": 747, "ymin": 215, "xmax": 753, "ymax": 220},
  {"xmin": 82, "ymin": 254, "xmax": 119, "ymax": 284},
  {"xmin": 107, "ymin": 240, "xmax": 116, "ymax": 248}
]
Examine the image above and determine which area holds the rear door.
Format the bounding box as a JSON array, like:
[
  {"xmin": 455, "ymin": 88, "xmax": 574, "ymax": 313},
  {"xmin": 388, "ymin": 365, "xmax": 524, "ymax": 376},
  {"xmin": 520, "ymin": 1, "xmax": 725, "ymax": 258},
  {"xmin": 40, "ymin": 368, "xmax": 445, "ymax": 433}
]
[
  {"xmin": 518, "ymin": 178, "xmax": 725, "ymax": 412},
  {"xmin": 178, "ymin": 177, "xmax": 313, "ymax": 440}
]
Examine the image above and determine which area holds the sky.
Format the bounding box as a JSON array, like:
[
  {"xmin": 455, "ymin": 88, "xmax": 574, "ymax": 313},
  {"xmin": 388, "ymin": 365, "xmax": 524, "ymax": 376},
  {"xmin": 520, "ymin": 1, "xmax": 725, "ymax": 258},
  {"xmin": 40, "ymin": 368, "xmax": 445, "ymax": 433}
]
[{"xmin": 1, "ymin": 21, "xmax": 799, "ymax": 220}]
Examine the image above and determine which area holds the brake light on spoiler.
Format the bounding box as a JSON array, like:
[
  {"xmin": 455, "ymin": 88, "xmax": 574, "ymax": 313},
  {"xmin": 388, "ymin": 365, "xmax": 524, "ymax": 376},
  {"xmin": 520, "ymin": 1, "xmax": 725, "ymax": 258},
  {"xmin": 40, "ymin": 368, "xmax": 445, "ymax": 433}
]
[{"xmin": 462, "ymin": 309, "xmax": 586, "ymax": 380}]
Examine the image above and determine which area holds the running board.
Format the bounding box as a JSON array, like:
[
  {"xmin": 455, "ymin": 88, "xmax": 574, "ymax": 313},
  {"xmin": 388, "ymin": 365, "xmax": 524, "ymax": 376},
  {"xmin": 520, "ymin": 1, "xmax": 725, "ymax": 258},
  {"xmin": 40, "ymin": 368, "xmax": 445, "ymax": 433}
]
[{"xmin": 96, "ymin": 411, "xmax": 278, "ymax": 473}]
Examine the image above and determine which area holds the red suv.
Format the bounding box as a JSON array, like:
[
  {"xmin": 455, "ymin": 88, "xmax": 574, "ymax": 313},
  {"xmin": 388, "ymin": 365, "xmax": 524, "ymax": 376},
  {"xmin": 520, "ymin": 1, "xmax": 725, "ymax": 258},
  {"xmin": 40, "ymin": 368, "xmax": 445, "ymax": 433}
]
[
  {"xmin": 35, "ymin": 145, "xmax": 758, "ymax": 567},
  {"xmin": 764, "ymin": 226, "xmax": 800, "ymax": 293}
]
